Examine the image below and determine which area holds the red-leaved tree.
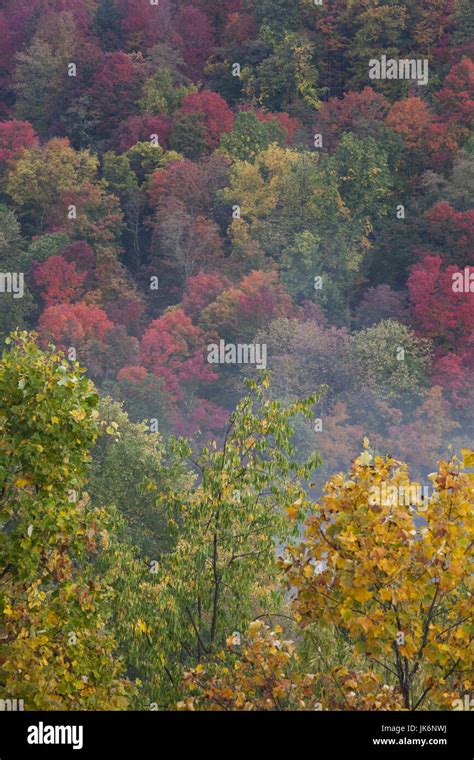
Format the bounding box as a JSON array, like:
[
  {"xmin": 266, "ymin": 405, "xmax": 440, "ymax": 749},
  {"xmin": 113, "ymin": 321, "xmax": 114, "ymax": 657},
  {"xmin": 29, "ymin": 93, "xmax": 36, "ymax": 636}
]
[
  {"xmin": 0, "ymin": 120, "xmax": 38, "ymax": 171},
  {"xmin": 33, "ymin": 255, "xmax": 86, "ymax": 306},
  {"xmin": 140, "ymin": 308, "xmax": 217, "ymax": 401},
  {"xmin": 173, "ymin": 5, "xmax": 215, "ymax": 82},
  {"xmin": 178, "ymin": 91, "xmax": 233, "ymax": 150}
]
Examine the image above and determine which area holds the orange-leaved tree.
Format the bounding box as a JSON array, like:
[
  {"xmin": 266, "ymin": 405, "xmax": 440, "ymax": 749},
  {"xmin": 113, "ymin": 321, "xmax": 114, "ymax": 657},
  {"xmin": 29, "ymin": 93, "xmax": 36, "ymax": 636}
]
[{"xmin": 178, "ymin": 620, "xmax": 319, "ymax": 711}]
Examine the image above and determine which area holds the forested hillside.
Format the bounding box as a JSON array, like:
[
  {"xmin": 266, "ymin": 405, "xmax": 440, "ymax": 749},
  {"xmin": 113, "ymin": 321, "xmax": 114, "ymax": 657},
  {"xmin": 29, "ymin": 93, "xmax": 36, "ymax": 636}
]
[{"xmin": 0, "ymin": 0, "xmax": 472, "ymax": 712}]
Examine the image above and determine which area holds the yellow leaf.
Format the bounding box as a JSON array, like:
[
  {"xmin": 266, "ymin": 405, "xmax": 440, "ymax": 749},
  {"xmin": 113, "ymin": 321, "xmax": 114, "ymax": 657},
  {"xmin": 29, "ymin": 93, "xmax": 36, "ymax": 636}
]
[
  {"xmin": 70, "ymin": 409, "xmax": 86, "ymax": 421},
  {"xmin": 248, "ymin": 620, "xmax": 264, "ymax": 636},
  {"xmin": 135, "ymin": 619, "xmax": 149, "ymax": 635},
  {"xmin": 15, "ymin": 477, "xmax": 30, "ymax": 488},
  {"xmin": 353, "ymin": 588, "xmax": 373, "ymax": 603},
  {"xmin": 358, "ymin": 451, "xmax": 372, "ymax": 466}
]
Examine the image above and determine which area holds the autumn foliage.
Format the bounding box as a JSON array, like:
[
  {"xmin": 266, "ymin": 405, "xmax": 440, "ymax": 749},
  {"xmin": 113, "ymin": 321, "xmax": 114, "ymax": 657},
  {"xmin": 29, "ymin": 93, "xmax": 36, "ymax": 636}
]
[{"xmin": 0, "ymin": 0, "xmax": 472, "ymax": 715}]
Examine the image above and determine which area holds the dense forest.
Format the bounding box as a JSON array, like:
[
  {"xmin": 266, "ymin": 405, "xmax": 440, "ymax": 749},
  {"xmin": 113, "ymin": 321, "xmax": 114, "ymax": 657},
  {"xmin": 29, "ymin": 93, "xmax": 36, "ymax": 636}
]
[{"xmin": 0, "ymin": 0, "xmax": 472, "ymax": 712}]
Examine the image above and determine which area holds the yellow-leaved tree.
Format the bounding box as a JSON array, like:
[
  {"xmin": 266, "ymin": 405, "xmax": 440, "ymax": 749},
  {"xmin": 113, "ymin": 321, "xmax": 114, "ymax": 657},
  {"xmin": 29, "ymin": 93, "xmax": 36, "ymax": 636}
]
[{"xmin": 284, "ymin": 444, "xmax": 473, "ymax": 710}]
